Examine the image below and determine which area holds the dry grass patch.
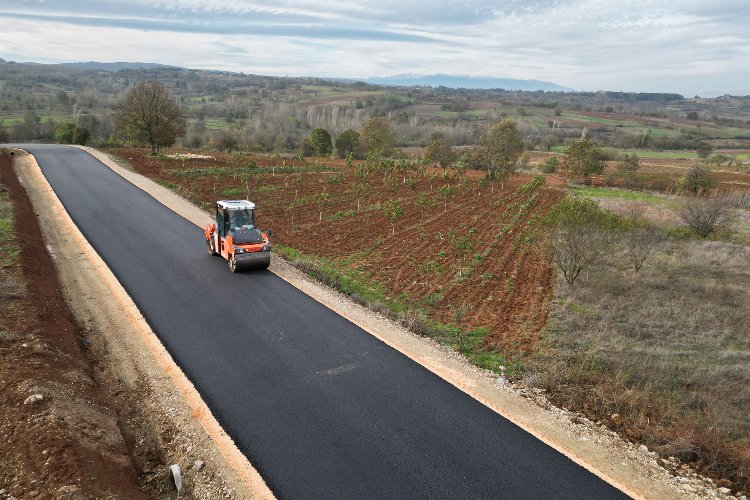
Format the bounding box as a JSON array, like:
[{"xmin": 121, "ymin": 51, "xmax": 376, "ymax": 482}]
[{"xmin": 526, "ymin": 239, "xmax": 750, "ymax": 492}]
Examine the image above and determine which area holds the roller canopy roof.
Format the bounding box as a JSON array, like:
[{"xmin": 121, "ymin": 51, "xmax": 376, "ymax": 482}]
[{"xmin": 217, "ymin": 200, "xmax": 256, "ymax": 210}]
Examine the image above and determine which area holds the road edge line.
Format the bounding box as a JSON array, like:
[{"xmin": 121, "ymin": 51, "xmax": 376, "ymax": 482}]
[{"xmin": 18, "ymin": 148, "xmax": 275, "ymax": 500}]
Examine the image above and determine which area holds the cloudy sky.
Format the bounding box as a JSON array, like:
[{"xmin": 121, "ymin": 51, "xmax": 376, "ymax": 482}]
[{"xmin": 0, "ymin": 0, "xmax": 748, "ymax": 96}]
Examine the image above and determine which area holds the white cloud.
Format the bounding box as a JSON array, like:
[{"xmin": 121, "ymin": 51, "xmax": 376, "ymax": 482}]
[{"xmin": 0, "ymin": 0, "xmax": 748, "ymax": 95}]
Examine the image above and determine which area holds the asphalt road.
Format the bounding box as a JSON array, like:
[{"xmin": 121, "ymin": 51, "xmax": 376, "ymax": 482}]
[{"xmin": 18, "ymin": 145, "xmax": 628, "ymax": 499}]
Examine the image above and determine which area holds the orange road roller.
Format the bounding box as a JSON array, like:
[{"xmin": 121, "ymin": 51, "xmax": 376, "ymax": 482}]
[{"xmin": 205, "ymin": 200, "xmax": 272, "ymax": 272}]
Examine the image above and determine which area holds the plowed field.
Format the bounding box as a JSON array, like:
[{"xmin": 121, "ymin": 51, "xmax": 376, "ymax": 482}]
[{"xmin": 109, "ymin": 149, "xmax": 563, "ymax": 357}]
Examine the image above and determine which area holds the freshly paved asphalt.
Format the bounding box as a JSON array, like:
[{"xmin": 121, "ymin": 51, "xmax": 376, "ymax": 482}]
[{"xmin": 17, "ymin": 144, "xmax": 628, "ymax": 499}]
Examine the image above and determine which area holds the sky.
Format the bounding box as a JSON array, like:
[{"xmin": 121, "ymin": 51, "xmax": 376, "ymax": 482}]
[{"xmin": 0, "ymin": 0, "xmax": 748, "ymax": 96}]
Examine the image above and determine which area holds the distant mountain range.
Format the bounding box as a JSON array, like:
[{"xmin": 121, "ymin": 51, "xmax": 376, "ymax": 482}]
[
  {"xmin": 0, "ymin": 60, "xmax": 174, "ymax": 71},
  {"xmin": 56, "ymin": 61, "xmax": 175, "ymax": 71},
  {"xmin": 362, "ymin": 74, "xmax": 572, "ymax": 92},
  {"xmin": 0, "ymin": 58, "xmax": 571, "ymax": 92}
]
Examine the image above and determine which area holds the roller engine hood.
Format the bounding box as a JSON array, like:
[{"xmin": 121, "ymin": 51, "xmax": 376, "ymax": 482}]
[{"xmin": 231, "ymin": 227, "xmax": 264, "ymax": 244}]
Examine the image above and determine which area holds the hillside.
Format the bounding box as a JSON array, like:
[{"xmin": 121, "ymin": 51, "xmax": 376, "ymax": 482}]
[{"xmin": 1, "ymin": 60, "xmax": 749, "ymax": 156}]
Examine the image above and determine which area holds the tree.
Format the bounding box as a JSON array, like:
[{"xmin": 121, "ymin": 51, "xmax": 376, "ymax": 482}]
[
  {"xmin": 299, "ymin": 137, "xmax": 315, "ymax": 157},
  {"xmin": 696, "ymin": 142, "xmax": 713, "ymax": 159},
  {"xmin": 541, "ymin": 134, "xmax": 560, "ymax": 151},
  {"xmin": 314, "ymin": 191, "xmax": 330, "ymax": 222},
  {"xmin": 679, "ymin": 163, "xmax": 714, "ymax": 194},
  {"xmin": 437, "ymin": 184, "xmax": 455, "ymax": 212},
  {"xmin": 352, "ymin": 182, "xmax": 371, "ymax": 211},
  {"xmin": 114, "ymin": 81, "xmax": 186, "ymax": 155},
  {"xmin": 423, "ymin": 136, "xmax": 457, "ymax": 176},
  {"xmin": 415, "ymin": 192, "xmax": 431, "ymax": 221},
  {"xmin": 686, "ymin": 111, "xmax": 699, "ymax": 121},
  {"xmin": 335, "ymin": 129, "xmax": 360, "ymax": 158},
  {"xmin": 383, "ymin": 200, "xmax": 404, "ymax": 235},
  {"xmin": 621, "ymin": 215, "xmax": 664, "ymax": 272},
  {"xmin": 479, "ymin": 119, "xmax": 524, "ymax": 180},
  {"xmin": 310, "ymin": 128, "xmax": 333, "ymax": 156},
  {"xmin": 0, "ymin": 123, "xmax": 7, "ymax": 143},
  {"xmin": 360, "ymin": 117, "xmax": 395, "ymax": 157},
  {"xmin": 55, "ymin": 122, "xmax": 90, "ymax": 145},
  {"xmin": 561, "ymin": 139, "xmax": 606, "ymax": 184},
  {"xmin": 545, "ymin": 197, "xmax": 615, "ymax": 286},
  {"xmin": 617, "ymin": 153, "xmax": 640, "ymax": 173},
  {"xmin": 451, "ymin": 234, "xmax": 474, "ymax": 278}
]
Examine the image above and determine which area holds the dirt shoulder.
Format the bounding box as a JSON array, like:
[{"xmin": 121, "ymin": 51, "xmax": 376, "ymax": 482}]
[
  {"xmin": 1, "ymin": 151, "xmax": 144, "ymax": 498},
  {"xmin": 79, "ymin": 146, "xmax": 727, "ymax": 498},
  {"xmin": 5, "ymin": 148, "xmax": 272, "ymax": 499}
]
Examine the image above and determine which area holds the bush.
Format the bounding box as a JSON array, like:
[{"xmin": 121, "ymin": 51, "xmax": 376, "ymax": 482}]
[
  {"xmin": 310, "ymin": 128, "xmax": 333, "ymax": 156},
  {"xmin": 679, "ymin": 163, "xmax": 714, "ymax": 194},
  {"xmin": 617, "ymin": 153, "xmax": 640, "ymax": 173},
  {"xmin": 561, "ymin": 139, "xmax": 606, "ymax": 184},
  {"xmin": 545, "ymin": 197, "xmax": 617, "ymax": 286},
  {"xmin": 55, "ymin": 122, "xmax": 90, "ymax": 145},
  {"xmin": 620, "ymin": 218, "xmax": 665, "ymax": 272},
  {"xmin": 335, "ymin": 129, "xmax": 361, "ymax": 158},
  {"xmin": 679, "ymin": 197, "xmax": 735, "ymax": 237},
  {"xmin": 541, "ymin": 156, "xmax": 559, "ymax": 174}
]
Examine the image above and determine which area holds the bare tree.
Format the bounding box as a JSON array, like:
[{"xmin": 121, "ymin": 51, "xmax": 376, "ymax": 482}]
[
  {"xmin": 679, "ymin": 197, "xmax": 735, "ymax": 237},
  {"xmin": 114, "ymin": 81, "xmax": 186, "ymax": 155},
  {"xmin": 549, "ymin": 222, "xmax": 611, "ymax": 286},
  {"xmin": 546, "ymin": 197, "xmax": 614, "ymax": 286},
  {"xmin": 622, "ymin": 223, "xmax": 664, "ymax": 272}
]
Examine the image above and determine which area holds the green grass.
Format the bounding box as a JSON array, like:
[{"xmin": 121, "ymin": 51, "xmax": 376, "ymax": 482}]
[
  {"xmin": 627, "ymin": 149, "xmax": 698, "ymax": 159},
  {"xmin": 549, "ymin": 145, "xmax": 700, "ymax": 160},
  {"xmin": 436, "ymin": 109, "xmax": 488, "ymax": 118},
  {"xmin": 0, "ymin": 117, "xmax": 24, "ymax": 126},
  {"xmin": 0, "ymin": 189, "xmax": 20, "ymax": 266},
  {"xmin": 569, "ymin": 185, "xmax": 676, "ymax": 206},
  {"xmin": 221, "ymin": 187, "xmax": 245, "ymax": 197},
  {"xmin": 204, "ymin": 119, "xmax": 230, "ymax": 130}
]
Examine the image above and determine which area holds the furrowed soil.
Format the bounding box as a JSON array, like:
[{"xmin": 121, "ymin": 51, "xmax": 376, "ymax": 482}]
[
  {"xmin": 0, "ymin": 152, "xmax": 147, "ymax": 498},
  {"xmin": 107, "ymin": 148, "xmax": 563, "ymax": 360}
]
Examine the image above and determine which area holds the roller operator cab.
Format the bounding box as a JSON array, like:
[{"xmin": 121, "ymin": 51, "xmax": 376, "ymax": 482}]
[{"xmin": 205, "ymin": 200, "xmax": 272, "ymax": 273}]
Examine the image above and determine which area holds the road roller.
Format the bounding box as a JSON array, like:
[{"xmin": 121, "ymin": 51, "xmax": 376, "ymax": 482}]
[{"xmin": 205, "ymin": 200, "xmax": 272, "ymax": 272}]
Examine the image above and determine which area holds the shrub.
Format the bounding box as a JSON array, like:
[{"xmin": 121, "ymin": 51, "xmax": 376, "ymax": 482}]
[
  {"xmin": 561, "ymin": 139, "xmax": 606, "ymax": 184},
  {"xmin": 679, "ymin": 163, "xmax": 714, "ymax": 194},
  {"xmin": 545, "ymin": 197, "xmax": 617, "ymax": 286},
  {"xmin": 679, "ymin": 197, "xmax": 735, "ymax": 237},
  {"xmin": 541, "ymin": 156, "xmax": 559, "ymax": 174},
  {"xmin": 617, "ymin": 153, "xmax": 640, "ymax": 173},
  {"xmin": 55, "ymin": 122, "xmax": 90, "ymax": 145},
  {"xmin": 310, "ymin": 128, "xmax": 333, "ymax": 156},
  {"xmin": 621, "ymin": 219, "xmax": 665, "ymax": 272}
]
